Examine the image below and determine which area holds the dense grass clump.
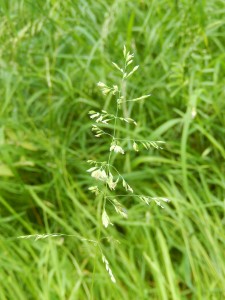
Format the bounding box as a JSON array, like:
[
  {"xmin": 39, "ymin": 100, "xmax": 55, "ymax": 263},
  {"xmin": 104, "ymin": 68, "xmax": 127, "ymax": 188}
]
[{"xmin": 0, "ymin": 1, "xmax": 225, "ymax": 299}]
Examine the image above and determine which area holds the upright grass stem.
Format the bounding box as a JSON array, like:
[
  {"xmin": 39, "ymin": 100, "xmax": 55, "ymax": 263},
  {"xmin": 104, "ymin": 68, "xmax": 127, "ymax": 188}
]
[{"xmin": 87, "ymin": 46, "xmax": 169, "ymax": 285}]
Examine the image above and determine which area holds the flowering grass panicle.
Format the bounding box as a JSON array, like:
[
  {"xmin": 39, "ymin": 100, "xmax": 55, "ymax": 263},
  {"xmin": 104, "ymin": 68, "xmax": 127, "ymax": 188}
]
[{"xmin": 88, "ymin": 46, "xmax": 170, "ymax": 282}]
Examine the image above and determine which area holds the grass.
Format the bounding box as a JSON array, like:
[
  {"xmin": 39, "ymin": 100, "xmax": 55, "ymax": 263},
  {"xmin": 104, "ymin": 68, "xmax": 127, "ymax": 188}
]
[{"xmin": 0, "ymin": 0, "xmax": 225, "ymax": 299}]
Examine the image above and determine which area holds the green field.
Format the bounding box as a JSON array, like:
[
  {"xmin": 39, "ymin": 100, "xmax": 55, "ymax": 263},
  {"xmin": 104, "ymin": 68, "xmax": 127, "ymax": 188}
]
[{"xmin": 0, "ymin": 1, "xmax": 225, "ymax": 299}]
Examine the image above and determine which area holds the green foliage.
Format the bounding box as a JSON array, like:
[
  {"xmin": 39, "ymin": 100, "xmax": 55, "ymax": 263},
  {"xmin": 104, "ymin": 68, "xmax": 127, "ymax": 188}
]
[{"xmin": 0, "ymin": 0, "xmax": 225, "ymax": 299}]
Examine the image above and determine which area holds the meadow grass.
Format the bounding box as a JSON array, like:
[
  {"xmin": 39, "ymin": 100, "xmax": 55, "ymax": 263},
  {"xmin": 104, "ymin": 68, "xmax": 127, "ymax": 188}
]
[{"xmin": 0, "ymin": 0, "xmax": 225, "ymax": 299}]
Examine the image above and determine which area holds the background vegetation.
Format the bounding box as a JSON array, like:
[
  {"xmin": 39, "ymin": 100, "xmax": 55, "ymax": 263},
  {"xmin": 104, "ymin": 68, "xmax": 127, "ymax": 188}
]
[{"xmin": 0, "ymin": 0, "xmax": 225, "ymax": 299}]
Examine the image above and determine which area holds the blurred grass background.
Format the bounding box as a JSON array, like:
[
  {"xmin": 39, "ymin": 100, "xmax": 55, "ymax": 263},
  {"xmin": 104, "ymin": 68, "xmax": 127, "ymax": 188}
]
[{"xmin": 0, "ymin": 0, "xmax": 225, "ymax": 299}]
